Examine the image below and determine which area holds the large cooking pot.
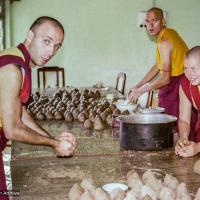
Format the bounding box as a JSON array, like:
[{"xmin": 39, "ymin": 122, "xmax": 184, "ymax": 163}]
[{"xmin": 117, "ymin": 114, "xmax": 177, "ymax": 150}]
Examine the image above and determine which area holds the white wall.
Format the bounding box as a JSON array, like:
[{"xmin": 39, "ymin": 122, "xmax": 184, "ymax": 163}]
[{"xmin": 10, "ymin": 0, "xmax": 200, "ymax": 92}]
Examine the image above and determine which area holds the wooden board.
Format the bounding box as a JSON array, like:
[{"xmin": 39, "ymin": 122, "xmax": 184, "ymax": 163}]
[{"xmin": 11, "ymin": 120, "xmax": 200, "ymax": 199}]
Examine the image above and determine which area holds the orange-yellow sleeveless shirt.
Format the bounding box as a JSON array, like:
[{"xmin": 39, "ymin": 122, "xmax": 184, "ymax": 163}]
[{"xmin": 156, "ymin": 28, "xmax": 188, "ymax": 76}]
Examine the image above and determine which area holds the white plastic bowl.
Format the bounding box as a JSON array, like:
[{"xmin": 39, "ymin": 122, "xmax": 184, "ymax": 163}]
[
  {"xmin": 102, "ymin": 183, "xmax": 128, "ymax": 193},
  {"xmin": 141, "ymin": 107, "xmax": 165, "ymax": 114},
  {"xmin": 138, "ymin": 92, "xmax": 149, "ymax": 108},
  {"xmin": 115, "ymin": 100, "xmax": 137, "ymax": 113}
]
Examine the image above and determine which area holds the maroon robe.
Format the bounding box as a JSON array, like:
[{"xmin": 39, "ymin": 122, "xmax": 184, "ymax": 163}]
[
  {"xmin": 180, "ymin": 75, "xmax": 200, "ymax": 142},
  {"xmin": 0, "ymin": 43, "xmax": 31, "ymax": 198},
  {"xmin": 158, "ymin": 75, "xmax": 183, "ymax": 118}
]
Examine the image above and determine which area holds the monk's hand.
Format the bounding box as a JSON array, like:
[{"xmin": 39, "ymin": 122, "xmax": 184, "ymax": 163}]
[
  {"xmin": 128, "ymin": 85, "xmax": 137, "ymax": 96},
  {"xmin": 175, "ymin": 138, "xmax": 189, "ymax": 155},
  {"xmin": 177, "ymin": 141, "xmax": 199, "ymax": 157},
  {"xmin": 54, "ymin": 132, "xmax": 76, "ymax": 157},
  {"xmin": 55, "ymin": 132, "xmax": 76, "ymax": 144},
  {"xmin": 128, "ymin": 87, "xmax": 143, "ymax": 104}
]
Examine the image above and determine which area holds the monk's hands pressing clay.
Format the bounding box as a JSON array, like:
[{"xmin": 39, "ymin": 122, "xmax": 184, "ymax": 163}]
[
  {"xmin": 176, "ymin": 141, "xmax": 199, "ymax": 157},
  {"xmin": 175, "ymin": 137, "xmax": 200, "ymax": 157},
  {"xmin": 54, "ymin": 132, "xmax": 76, "ymax": 157}
]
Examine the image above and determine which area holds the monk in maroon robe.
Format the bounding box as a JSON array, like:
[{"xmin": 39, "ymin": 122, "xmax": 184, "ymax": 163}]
[
  {"xmin": 0, "ymin": 17, "xmax": 76, "ymax": 198},
  {"xmin": 175, "ymin": 46, "xmax": 200, "ymax": 157}
]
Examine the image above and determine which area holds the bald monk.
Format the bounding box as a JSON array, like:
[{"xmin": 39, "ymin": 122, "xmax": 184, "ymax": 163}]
[
  {"xmin": 0, "ymin": 16, "xmax": 76, "ymax": 198},
  {"xmin": 129, "ymin": 7, "xmax": 188, "ymax": 118},
  {"xmin": 175, "ymin": 46, "xmax": 200, "ymax": 157}
]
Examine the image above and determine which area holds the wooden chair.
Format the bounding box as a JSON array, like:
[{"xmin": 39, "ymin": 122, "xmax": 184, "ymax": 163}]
[
  {"xmin": 37, "ymin": 66, "xmax": 65, "ymax": 88},
  {"xmin": 146, "ymin": 90, "xmax": 154, "ymax": 108},
  {"xmin": 115, "ymin": 72, "xmax": 126, "ymax": 95}
]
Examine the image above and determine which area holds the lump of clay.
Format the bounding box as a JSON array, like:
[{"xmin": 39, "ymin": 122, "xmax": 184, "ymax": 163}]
[
  {"xmin": 68, "ymin": 183, "xmax": 84, "ymax": 200},
  {"xmin": 64, "ymin": 112, "xmax": 74, "ymax": 122},
  {"xmin": 80, "ymin": 190, "xmax": 94, "ymax": 200},
  {"xmin": 88, "ymin": 91, "xmax": 95, "ymax": 98},
  {"xmin": 54, "ymin": 111, "xmax": 64, "ymax": 120},
  {"xmin": 83, "ymin": 110, "xmax": 89, "ymax": 118},
  {"xmin": 113, "ymin": 108, "xmax": 121, "ymax": 116},
  {"xmin": 194, "ymin": 187, "xmax": 200, "ymax": 200},
  {"xmin": 35, "ymin": 111, "xmax": 46, "ymax": 120},
  {"xmin": 100, "ymin": 111, "xmax": 108, "ymax": 122},
  {"xmin": 163, "ymin": 174, "xmax": 179, "ymax": 191},
  {"xmin": 128, "ymin": 177, "xmax": 143, "ymax": 196},
  {"xmin": 109, "ymin": 188, "xmax": 125, "ymax": 200},
  {"xmin": 141, "ymin": 194, "xmax": 153, "ymax": 200},
  {"xmin": 94, "ymin": 115, "xmax": 105, "ymax": 130},
  {"xmin": 124, "ymin": 190, "xmax": 137, "ymax": 200},
  {"xmin": 89, "ymin": 111, "xmax": 96, "ymax": 122},
  {"xmin": 110, "ymin": 103, "xmax": 117, "ymax": 111},
  {"xmin": 59, "ymin": 140, "xmax": 71, "ymax": 153},
  {"xmin": 121, "ymin": 109, "xmax": 129, "ymax": 115},
  {"xmin": 45, "ymin": 111, "xmax": 54, "ymax": 120},
  {"xmin": 141, "ymin": 185, "xmax": 156, "ymax": 200},
  {"xmin": 83, "ymin": 119, "xmax": 93, "ymax": 129},
  {"xmin": 127, "ymin": 169, "xmax": 139, "ymax": 179},
  {"xmin": 94, "ymin": 188, "xmax": 110, "ymax": 200},
  {"xmin": 176, "ymin": 183, "xmax": 191, "ymax": 200},
  {"xmin": 78, "ymin": 112, "xmax": 87, "ymax": 123},
  {"xmin": 96, "ymin": 106, "xmax": 104, "ymax": 115},
  {"xmin": 159, "ymin": 186, "xmax": 175, "ymax": 200},
  {"xmin": 194, "ymin": 159, "xmax": 200, "ymax": 174},
  {"xmin": 80, "ymin": 178, "xmax": 96, "ymax": 193},
  {"xmin": 142, "ymin": 170, "xmax": 162, "ymax": 196},
  {"xmin": 94, "ymin": 90, "xmax": 101, "ymax": 98},
  {"xmin": 106, "ymin": 115, "xmax": 113, "ymax": 127},
  {"xmin": 72, "ymin": 109, "xmax": 79, "ymax": 120},
  {"xmin": 127, "ymin": 169, "xmax": 143, "ymax": 195}
]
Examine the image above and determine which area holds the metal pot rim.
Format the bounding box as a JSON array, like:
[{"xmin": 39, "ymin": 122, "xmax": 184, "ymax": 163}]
[{"xmin": 117, "ymin": 113, "xmax": 177, "ymax": 124}]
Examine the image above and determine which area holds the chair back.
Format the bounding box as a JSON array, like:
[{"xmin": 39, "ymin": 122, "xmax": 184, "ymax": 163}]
[
  {"xmin": 115, "ymin": 72, "xmax": 126, "ymax": 95},
  {"xmin": 37, "ymin": 66, "xmax": 65, "ymax": 88}
]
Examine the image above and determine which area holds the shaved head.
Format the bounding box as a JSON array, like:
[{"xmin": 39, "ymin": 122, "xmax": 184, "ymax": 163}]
[
  {"xmin": 147, "ymin": 7, "xmax": 164, "ymax": 19},
  {"xmin": 29, "ymin": 16, "xmax": 64, "ymax": 36},
  {"xmin": 184, "ymin": 46, "xmax": 200, "ymax": 86},
  {"xmin": 185, "ymin": 46, "xmax": 200, "ymax": 61}
]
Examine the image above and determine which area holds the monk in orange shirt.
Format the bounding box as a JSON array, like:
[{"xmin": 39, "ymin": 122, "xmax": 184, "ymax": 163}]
[{"xmin": 129, "ymin": 7, "xmax": 188, "ymax": 119}]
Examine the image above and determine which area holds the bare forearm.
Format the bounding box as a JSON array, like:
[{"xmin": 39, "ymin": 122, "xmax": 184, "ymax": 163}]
[
  {"xmin": 136, "ymin": 65, "xmax": 159, "ymax": 88},
  {"xmin": 178, "ymin": 120, "xmax": 190, "ymax": 139},
  {"xmin": 6, "ymin": 123, "xmax": 58, "ymax": 147},
  {"xmin": 22, "ymin": 106, "xmax": 49, "ymax": 137},
  {"xmin": 143, "ymin": 73, "xmax": 170, "ymax": 92}
]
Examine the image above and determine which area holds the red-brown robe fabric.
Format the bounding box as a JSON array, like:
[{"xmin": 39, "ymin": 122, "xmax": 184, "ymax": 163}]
[
  {"xmin": 158, "ymin": 75, "xmax": 183, "ymax": 118},
  {"xmin": 180, "ymin": 75, "xmax": 200, "ymax": 142},
  {"xmin": 0, "ymin": 43, "xmax": 31, "ymax": 199}
]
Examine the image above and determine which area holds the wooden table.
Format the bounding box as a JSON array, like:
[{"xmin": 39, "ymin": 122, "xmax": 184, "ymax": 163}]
[{"xmin": 11, "ymin": 120, "xmax": 200, "ymax": 200}]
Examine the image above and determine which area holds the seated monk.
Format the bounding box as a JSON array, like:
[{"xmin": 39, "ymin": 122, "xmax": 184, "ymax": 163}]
[{"xmin": 175, "ymin": 46, "xmax": 200, "ymax": 157}]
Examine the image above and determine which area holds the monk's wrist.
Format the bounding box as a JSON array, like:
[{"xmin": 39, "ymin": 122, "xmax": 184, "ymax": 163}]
[{"xmin": 180, "ymin": 134, "xmax": 188, "ymax": 140}]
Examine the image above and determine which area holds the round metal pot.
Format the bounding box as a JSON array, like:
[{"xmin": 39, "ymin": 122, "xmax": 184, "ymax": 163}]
[{"xmin": 117, "ymin": 114, "xmax": 177, "ymax": 150}]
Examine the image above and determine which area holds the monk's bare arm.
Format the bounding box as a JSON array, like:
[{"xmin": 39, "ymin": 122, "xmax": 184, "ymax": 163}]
[
  {"xmin": 0, "ymin": 64, "xmax": 57, "ymax": 146},
  {"xmin": 175, "ymin": 86, "xmax": 191, "ymax": 155},
  {"xmin": 178, "ymin": 85, "xmax": 191, "ymax": 140},
  {"xmin": 143, "ymin": 39, "xmax": 172, "ymax": 92},
  {"xmin": 134, "ymin": 64, "xmax": 159, "ymax": 88},
  {"xmin": 129, "ymin": 39, "xmax": 172, "ymax": 102},
  {"xmin": 21, "ymin": 106, "xmax": 50, "ymax": 137}
]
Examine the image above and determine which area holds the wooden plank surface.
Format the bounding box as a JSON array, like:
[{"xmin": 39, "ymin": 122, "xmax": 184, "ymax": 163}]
[{"xmin": 11, "ymin": 120, "xmax": 200, "ymax": 199}]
